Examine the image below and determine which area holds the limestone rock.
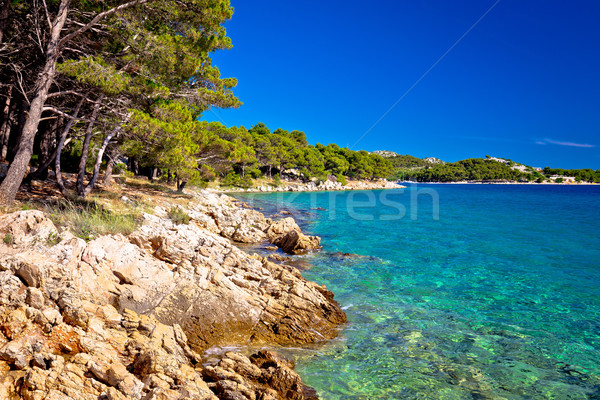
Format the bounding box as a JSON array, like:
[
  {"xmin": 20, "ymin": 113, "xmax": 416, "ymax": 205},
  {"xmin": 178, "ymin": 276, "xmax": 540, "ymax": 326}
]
[
  {"xmin": 204, "ymin": 351, "xmax": 318, "ymax": 400},
  {"xmin": 0, "ymin": 189, "xmax": 347, "ymax": 399},
  {"xmin": 271, "ymin": 229, "xmax": 321, "ymax": 255},
  {"xmin": 265, "ymin": 218, "xmax": 300, "ymax": 242},
  {"xmin": 26, "ymin": 288, "xmax": 45, "ymax": 309},
  {"xmin": 265, "ymin": 217, "xmax": 321, "ymax": 254},
  {"xmin": 125, "ymin": 213, "xmax": 344, "ymax": 352},
  {"xmin": 0, "ymin": 210, "xmax": 57, "ymax": 248}
]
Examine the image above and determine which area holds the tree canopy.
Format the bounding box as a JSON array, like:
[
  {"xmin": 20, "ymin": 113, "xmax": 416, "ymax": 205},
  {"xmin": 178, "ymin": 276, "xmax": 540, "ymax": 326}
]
[{"xmin": 0, "ymin": 0, "xmax": 239, "ymax": 203}]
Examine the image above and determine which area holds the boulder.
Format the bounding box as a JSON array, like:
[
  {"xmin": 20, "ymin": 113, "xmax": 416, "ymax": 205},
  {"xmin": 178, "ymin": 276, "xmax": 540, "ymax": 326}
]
[
  {"xmin": 265, "ymin": 217, "xmax": 321, "ymax": 254},
  {"xmin": 0, "ymin": 210, "xmax": 57, "ymax": 248},
  {"xmin": 271, "ymin": 230, "xmax": 321, "ymax": 254},
  {"xmin": 265, "ymin": 217, "xmax": 300, "ymax": 241},
  {"xmin": 204, "ymin": 351, "xmax": 318, "ymax": 400}
]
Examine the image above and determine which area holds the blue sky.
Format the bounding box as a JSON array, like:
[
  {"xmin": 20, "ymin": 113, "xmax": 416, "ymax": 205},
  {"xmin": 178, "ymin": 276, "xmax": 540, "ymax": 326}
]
[{"xmin": 203, "ymin": 1, "xmax": 600, "ymax": 169}]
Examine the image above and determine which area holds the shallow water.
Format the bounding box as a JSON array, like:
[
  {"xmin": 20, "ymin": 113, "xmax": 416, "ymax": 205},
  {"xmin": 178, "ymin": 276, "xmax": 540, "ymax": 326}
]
[{"xmin": 235, "ymin": 185, "xmax": 600, "ymax": 399}]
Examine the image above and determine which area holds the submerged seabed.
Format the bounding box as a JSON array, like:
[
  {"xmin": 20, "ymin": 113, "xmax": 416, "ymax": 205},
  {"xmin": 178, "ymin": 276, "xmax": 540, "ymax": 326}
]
[{"xmin": 236, "ymin": 185, "xmax": 600, "ymax": 399}]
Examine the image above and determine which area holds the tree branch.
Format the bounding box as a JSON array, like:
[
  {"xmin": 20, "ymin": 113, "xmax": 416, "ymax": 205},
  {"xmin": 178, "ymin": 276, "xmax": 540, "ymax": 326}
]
[
  {"xmin": 42, "ymin": 106, "xmax": 110, "ymax": 125},
  {"xmin": 59, "ymin": 0, "xmax": 150, "ymax": 46},
  {"xmin": 46, "ymin": 90, "xmax": 86, "ymax": 99},
  {"xmin": 41, "ymin": 0, "xmax": 53, "ymax": 30}
]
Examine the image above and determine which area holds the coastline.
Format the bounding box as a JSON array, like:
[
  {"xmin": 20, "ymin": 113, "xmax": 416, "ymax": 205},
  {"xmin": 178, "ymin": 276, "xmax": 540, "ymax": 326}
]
[
  {"xmin": 218, "ymin": 178, "xmax": 404, "ymax": 193},
  {"xmin": 400, "ymin": 180, "xmax": 598, "ymax": 185},
  {"xmin": 0, "ymin": 185, "xmax": 347, "ymax": 399}
]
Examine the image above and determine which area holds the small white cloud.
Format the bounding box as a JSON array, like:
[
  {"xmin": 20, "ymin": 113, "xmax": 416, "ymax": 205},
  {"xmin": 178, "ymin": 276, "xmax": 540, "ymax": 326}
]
[{"xmin": 538, "ymin": 138, "xmax": 595, "ymax": 148}]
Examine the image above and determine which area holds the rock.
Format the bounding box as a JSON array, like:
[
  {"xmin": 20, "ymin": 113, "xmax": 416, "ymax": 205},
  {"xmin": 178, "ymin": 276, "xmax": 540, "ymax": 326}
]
[
  {"xmin": 0, "ymin": 210, "xmax": 57, "ymax": 248},
  {"xmin": 265, "ymin": 218, "xmax": 300, "ymax": 242},
  {"xmin": 16, "ymin": 261, "xmax": 41, "ymax": 287},
  {"xmin": 41, "ymin": 308, "xmax": 62, "ymax": 326},
  {"xmin": 232, "ymin": 225, "xmax": 266, "ymax": 243},
  {"xmin": 204, "ymin": 351, "xmax": 318, "ymax": 400},
  {"xmin": 267, "ymin": 254, "xmax": 292, "ymax": 263},
  {"xmin": 265, "ymin": 217, "xmax": 321, "ymax": 254},
  {"xmin": 124, "ymin": 214, "xmax": 344, "ymax": 352},
  {"xmin": 272, "ymin": 230, "xmax": 321, "ymax": 255},
  {"xmin": 331, "ymin": 252, "xmax": 365, "ymax": 259},
  {"xmin": 0, "ymin": 339, "xmax": 31, "ymax": 369},
  {"xmin": 195, "ymin": 195, "xmax": 270, "ymax": 244},
  {"xmin": 26, "ymin": 287, "xmax": 45, "ymax": 309},
  {"xmin": 32, "ymin": 353, "xmax": 49, "ymax": 369}
]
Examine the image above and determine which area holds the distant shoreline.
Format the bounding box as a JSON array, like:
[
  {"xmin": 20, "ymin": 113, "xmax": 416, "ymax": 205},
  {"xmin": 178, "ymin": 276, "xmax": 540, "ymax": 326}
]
[
  {"xmin": 400, "ymin": 181, "xmax": 598, "ymax": 185},
  {"xmin": 218, "ymin": 179, "xmax": 405, "ymax": 193}
]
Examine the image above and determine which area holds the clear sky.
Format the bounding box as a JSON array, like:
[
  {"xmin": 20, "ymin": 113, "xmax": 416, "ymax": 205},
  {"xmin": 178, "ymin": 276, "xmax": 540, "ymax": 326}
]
[{"xmin": 203, "ymin": 1, "xmax": 600, "ymax": 169}]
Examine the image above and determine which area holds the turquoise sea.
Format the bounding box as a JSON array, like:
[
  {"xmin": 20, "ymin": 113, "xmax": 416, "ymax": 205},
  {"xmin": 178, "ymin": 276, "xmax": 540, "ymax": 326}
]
[{"xmin": 235, "ymin": 184, "xmax": 600, "ymax": 399}]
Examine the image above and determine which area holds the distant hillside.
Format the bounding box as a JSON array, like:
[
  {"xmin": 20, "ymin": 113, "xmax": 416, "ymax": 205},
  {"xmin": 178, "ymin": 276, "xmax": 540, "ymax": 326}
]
[
  {"xmin": 383, "ymin": 154, "xmax": 435, "ymax": 169},
  {"xmin": 380, "ymin": 153, "xmax": 600, "ymax": 183}
]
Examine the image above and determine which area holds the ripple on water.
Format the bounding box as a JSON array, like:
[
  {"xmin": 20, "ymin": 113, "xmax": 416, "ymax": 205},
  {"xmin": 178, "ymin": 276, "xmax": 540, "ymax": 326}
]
[{"xmin": 235, "ymin": 185, "xmax": 600, "ymax": 399}]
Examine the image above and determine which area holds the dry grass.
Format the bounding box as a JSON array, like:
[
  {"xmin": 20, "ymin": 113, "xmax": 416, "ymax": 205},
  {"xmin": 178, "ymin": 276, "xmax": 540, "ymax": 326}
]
[
  {"xmin": 3, "ymin": 174, "xmax": 200, "ymax": 241},
  {"xmin": 40, "ymin": 198, "xmax": 141, "ymax": 241}
]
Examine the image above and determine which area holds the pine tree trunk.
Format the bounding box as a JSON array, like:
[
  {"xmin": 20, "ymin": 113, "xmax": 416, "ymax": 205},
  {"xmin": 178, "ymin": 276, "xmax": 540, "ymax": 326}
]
[
  {"xmin": 128, "ymin": 158, "xmax": 139, "ymax": 175},
  {"xmin": 0, "ymin": 0, "xmax": 71, "ymax": 205},
  {"xmin": 27, "ymin": 117, "xmax": 63, "ymax": 181},
  {"xmin": 149, "ymin": 167, "xmax": 158, "ymax": 182},
  {"xmin": 81, "ymin": 126, "xmax": 118, "ymax": 197},
  {"xmin": 0, "ymin": 0, "xmax": 10, "ymax": 45},
  {"xmin": 6, "ymin": 98, "xmax": 27, "ymax": 163},
  {"xmin": 55, "ymin": 98, "xmax": 84, "ymax": 197},
  {"xmin": 102, "ymin": 147, "xmax": 116, "ymax": 187},
  {"xmin": 0, "ymin": 85, "xmax": 12, "ymax": 161},
  {"xmin": 76, "ymin": 95, "xmax": 103, "ymax": 196},
  {"xmin": 37, "ymin": 117, "xmax": 59, "ymax": 180}
]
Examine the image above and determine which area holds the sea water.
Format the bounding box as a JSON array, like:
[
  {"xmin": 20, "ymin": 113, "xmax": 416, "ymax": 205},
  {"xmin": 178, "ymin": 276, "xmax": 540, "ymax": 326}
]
[{"xmin": 235, "ymin": 185, "xmax": 600, "ymax": 399}]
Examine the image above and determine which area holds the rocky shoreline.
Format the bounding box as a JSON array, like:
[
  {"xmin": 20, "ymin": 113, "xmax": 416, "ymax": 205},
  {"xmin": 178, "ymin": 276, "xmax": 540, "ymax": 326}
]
[
  {"xmin": 220, "ymin": 178, "xmax": 402, "ymax": 193},
  {"xmin": 0, "ymin": 190, "xmax": 346, "ymax": 399},
  {"xmin": 403, "ymin": 180, "xmax": 598, "ymax": 185}
]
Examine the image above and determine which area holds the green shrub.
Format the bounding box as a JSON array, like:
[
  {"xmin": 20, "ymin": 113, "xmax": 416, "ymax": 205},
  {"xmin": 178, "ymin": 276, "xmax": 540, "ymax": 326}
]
[
  {"xmin": 221, "ymin": 172, "xmax": 253, "ymax": 189},
  {"xmin": 3, "ymin": 233, "xmax": 13, "ymax": 245},
  {"xmin": 555, "ymin": 177, "xmax": 564, "ymax": 183},
  {"xmin": 273, "ymin": 174, "xmax": 282, "ymax": 187},
  {"xmin": 335, "ymin": 174, "xmax": 347, "ymax": 186},
  {"xmin": 112, "ymin": 162, "xmax": 127, "ymax": 174},
  {"xmin": 193, "ymin": 179, "xmax": 210, "ymax": 189},
  {"xmin": 46, "ymin": 231, "xmax": 60, "ymax": 246},
  {"xmin": 248, "ymin": 168, "xmax": 263, "ymax": 179},
  {"xmin": 122, "ymin": 169, "xmax": 134, "ymax": 178},
  {"xmin": 167, "ymin": 207, "xmax": 190, "ymax": 225}
]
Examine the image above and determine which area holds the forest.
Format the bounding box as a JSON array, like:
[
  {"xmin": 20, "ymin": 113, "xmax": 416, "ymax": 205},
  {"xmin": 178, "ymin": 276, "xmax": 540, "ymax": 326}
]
[
  {"xmin": 392, "ymin": 157, "xmax": 600, "ymax": 183},
  {"xmin": 0, "ymin": 0, "xmax": 394, "ymax": 202},
  {"xmin": 541, "ymin": 167, "xmax": 600, "ymax": 183},
  {"xmin": 394, "ymin": 158, "xmax": 531, "ymax": 182}
]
